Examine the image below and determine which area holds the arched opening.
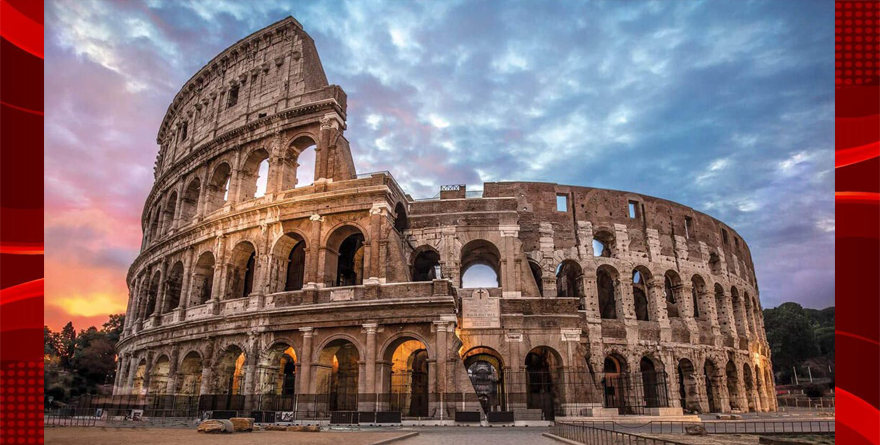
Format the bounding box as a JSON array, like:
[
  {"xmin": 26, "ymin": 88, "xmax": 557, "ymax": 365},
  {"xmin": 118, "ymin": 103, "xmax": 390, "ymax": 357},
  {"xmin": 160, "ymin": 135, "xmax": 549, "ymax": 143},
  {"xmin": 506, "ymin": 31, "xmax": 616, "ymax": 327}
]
[
  {"xmin": 691, "ymin": 275, "xmax": 705, "ymax": 319},
  {"xmin": 132, "ymin": 359, "xmax": 147, "ymax": 395},
  {"xmin": 726, "ymin": 360, "xmax": 741, "ymax": 411},
  {"xmin": 555, "ymin": 260, "xmax": 584, "ymax": 298},
  {"xmin": 227, "ymin": 242, "xmax": 257, "ymax": 299},
  {"xmin": 632, "ymin": 268, "xmax": 651, "ymax": 321},
  {"xmin": 597, "ymin": 265, "xmax": 618, "ymax": 319},
  {"xmin": 412, "ymin": 248, "xmax": 441, "ymax": 282},
  {"xmin": 528, "ymin": 260, "xmax": 544, "ymax": 297},
  {"xmin": 316, "ymin": 339, "xmax": 360, "ymax": 411},
  {"xmin": 704, "ymin": 360, "xmax": 721, "ymax": 413},
  {"xmin": 462, "ymin": 347, "xmax": 506, "ymax": 413},
  {"xmin": 191, "ymin": 252, "xmax": 215, "ymax": 305},
  {"xmin": 259, "ymin": 343, "xmax": 298, "ymax": 397},
  {"xmin": 162, "ymin": 192, "xmax": 178, "ymax": 234},
  {"xmin": 214, "ymin": 345, "xmax": 246, "ymax": 398},
  {"xmin": 162, "ymin": 261, "xmax": 184, "ymax": 313},
  {"xmin": 592, "ymin": 230, "xmax": 614, "ymax": 257},
  {"xmin": 525, "ymin": 346, "xmax": 561, "ymax": 420},
  {"xmin": 745, "ymin": 293, "xmax": 757, "ymax": 337},
  {"xmin": 239, "ymin": 148, "xmax": 270, "ymax": 200},
  {"xmin": 325, "ymin": 225, "xmax": 365, "ymax": 287},
  {"xmin": 731, "ymin": 287, "xmax": 747, "ymax": 337},
  {"xmin": 179, "ymin": 178, "xmax": 201, "ymax": 224},
  {"xmin": 149, "ymin": 355, "xmax": 171, "ymax": 395},
  {"xmin": 664, "ymin": 272, "xmax": 681, "ymax": 318},
  {"xmin": 176, "ymin": 352, "xmax": 203, "ymax": 395},
  {"xmin": 273, "ymin": 233, "xmax": 307, "ymax": 292},
  {"xmin": 708, "ymin": 253, "xmax": 722, "ymax": 275},
  {"xmin": 386, "ymin": 338, "xmax": 429, "ymax": 417},
  {"xmin": 206, "ymin": 163, "xmax": 232, "ymax": 213},
  {"xmin": 602, "ymin": 354, "xmax": 627, "ymax": 413},
  {"xmin": 678, "ymin": 358, "xmax": 700, "ymax": 413},
  {"xmin": 742, "ymin": 363, "xmax": 756, "ymax": 412},
  {"xmin": 394, "ymin": 202, "xmax": 409, "ymax": 232},
  {"xmin": 639, "ymin": 357, "xmax": 666, "ymax": 408},
  {"xmin": 148, "ymin": 207, "xmax": 161, "ymax": 243},
  {"xmin": 714, "ymin": 284, "xmax": 731, "ymax": 334},
  {"xmin": 283, "ymin": 136, "xmax": 317, "ymax": 190},
  {"xmin": 460, "ymin": 239, "xmax": 501, "ymax": 288},
  {"xmin": 144, "ymin": 272, "xmax": 161, "ymax": 318}
]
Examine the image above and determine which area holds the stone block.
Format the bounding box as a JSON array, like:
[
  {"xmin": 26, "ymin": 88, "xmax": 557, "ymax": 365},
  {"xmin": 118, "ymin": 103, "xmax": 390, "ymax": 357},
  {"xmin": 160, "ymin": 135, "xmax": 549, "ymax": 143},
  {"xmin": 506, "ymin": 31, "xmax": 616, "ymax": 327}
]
[
  {"xmin": 685, "ymin": 424, "xmax": 707, "ymax": 436},
  {"xmin": 197, "ymin": 419, "xmax": 233, "ymax": 434},
  {"xmin": 229, "ymin": 417, "xmax": 254, "ymax": 432}
]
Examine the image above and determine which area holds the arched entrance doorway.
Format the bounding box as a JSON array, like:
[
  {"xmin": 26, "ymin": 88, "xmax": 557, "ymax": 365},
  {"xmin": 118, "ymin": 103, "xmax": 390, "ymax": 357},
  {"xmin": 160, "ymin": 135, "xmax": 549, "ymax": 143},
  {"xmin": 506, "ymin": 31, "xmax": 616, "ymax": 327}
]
[
  {"xmin": 639, "ymin": 356, "xmax": 668, "ymax": 409},
  {"xmin": 525, "ymin": 346, "xmax": 561, "ymax": 420},
  {"xmin": 385, "ymin": 338, "xmax": 429, "ymax": 417},
  {"xmin": 462, "ymin": 347, "xmax": 506, "ymax": 414},
  {"xmin": 602, "ymin": 354, "xmax": 627, "ymax": 414},
  {"xmin": 704, "ymin": 359, "xmax": 721, "ymax": 413},
  {"xmin": 176, "ymin": 352, "xmax": 203, "ymax": 396},
  {"xmin": 726, "ymin": 360, "xmax": 742, "ymax": 412},
  {"xmin": 148, "ymin": 355, "xmax": 171, "ymax": 395},
  {"xmin": 316, "ymin": 339, "xmax": 360, "ymax": 411},
  {"xmin": 677, "ymin": 358, "xmax": 700, "ymax": 413}
]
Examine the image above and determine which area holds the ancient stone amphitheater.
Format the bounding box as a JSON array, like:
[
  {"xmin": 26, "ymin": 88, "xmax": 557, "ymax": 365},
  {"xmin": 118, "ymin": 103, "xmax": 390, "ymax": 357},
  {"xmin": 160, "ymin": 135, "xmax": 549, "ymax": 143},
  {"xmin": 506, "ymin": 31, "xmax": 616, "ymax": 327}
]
[{"xmin": 114, "ymin": 17, "xmax": 776, "ymax": 421}]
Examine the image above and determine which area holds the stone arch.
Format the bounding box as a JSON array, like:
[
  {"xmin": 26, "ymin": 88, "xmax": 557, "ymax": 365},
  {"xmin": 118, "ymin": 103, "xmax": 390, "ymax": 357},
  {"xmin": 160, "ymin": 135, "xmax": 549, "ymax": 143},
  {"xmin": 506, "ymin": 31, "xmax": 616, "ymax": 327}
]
[
  {"xmin": 191, "ymin": 251, "xmax": 215, "ymax": 305},
  {"xmin": 460, "ymin": 239, "xmax": 501, "ymax": 288},
  {"xmin": 703, "ymin": 358, "xmax": 722, "ymax": 413},
  {"xmin": 143, "ymin": 271, "xmax": 162, "ymax": 318},
  {"xmin": 205, "ymin": 162, "xmax": 232, "ymax": 213},
  {"xmin": 731, "ymin": 286, "xmax": 747, "ymax": 337},
  {"xmin": 162, "ymin": 261, "xmax": 185, "ymax": 313},
  {"xmin": 592, "ymin": 229, "xmax": 615, "ymax": 257},
  {"xmin": 632, "ymin": 266, "xmax": 652, "ymax": 321},
  {"xmin": 179, "ymin": 177, "xmax": 201, "ymax": 224},
  {"xmin": 315, "ymin": 337, "xmax": 361, "ymax": 411},
  {"xmin": 639, "ymin": 355, "xmax": 668, "ymax": 408},
  {"xmin": 528, "ymin": 259, "xmax": 544, "ymax": 297},
  {"xmin": 709, "ymin": 252, "xmax": 722, "ymax": 275},
  {"xmin": 677, "ymin": 358, "xmax": 701, "ymax": 413},
  {"xmin": 555, "ymin": 260, "xmax": 584, "ymax": 298},
  {"xmin": 324, "ymin": 224, "xmax": 366, "ymax": 287},
  {"xmin": 280, "ymin": 134, "xmax": 318, "ymax": 190},
  {"xmin": 462, "ymin": 346, "xmax": 507, "ymax": 413},
  {"xmin": 597, "ymin": 264, "xmax": 619, "ymax": 319},
  {"xmin": 212, "ymin": 344, "xmax": 247, "ymax": 395},
  {"xmin": 725, "ymin": 359, "xmax": 742, "ymax": 411},
  {"xmin": 148, "ymin": 354, "xmax": 171, "ymax": 395},
  {"xmin": 382, "ymin": 335, "xmax": 429, "ymax": 417},
  {"xmin": 148, "ymin": 205, "xmax": 162, "ymax": 243},
  {"xmin": 176, "ymin": 350, "xmax": 203, "ymax": 395},
  {"xmin": 272, "ymin": 232, "xmax": 307, "ymax": 292},
  {"xmin": 602, "ymin": 353, "xmax": 629, "ymax": 413},
  {"xmin": 714, "ymin": 283, "xmax": 731, "ymax": 335},
  {"xmin": 664, "ymin": 270, "xmax": 682, "ymax": 318},
  {"xmin": 393, "ymin": 202, "xmax": 409, "ymax": 232},
  {"xmin": 132, "ymin": 358, "xmax": 147, "ymax": 395},
  {"xmin": 691, "ymin": 274, "xmax": 706, "ymax": 319},
  {"xmin": 742, "ymin": 362, "xmax": 756, "ymax": 412},
  {"xmin": 411, "ymin": 245, "xmax": 441, "ymax": 282},
  {"xmin": 238, "ymin": 147, "xmax": 271, "ymax": 200},
  {"xmin": 525, "ymin": 346, "xmax": 564, "ymax": 420},
  {"xmin": 162, "ymin": 191, "xmax": 178, "ymax": 235},
  {"xmin": 226, "ymin": 241, "xmax": 257, "ymax": 299},
  {"xmin": 257, "ymin": 340, "xmax": 298, "ymax": 396},
  {"xmin": 743, "ymin": 291, "xmax": 757, "ymax": 337}
]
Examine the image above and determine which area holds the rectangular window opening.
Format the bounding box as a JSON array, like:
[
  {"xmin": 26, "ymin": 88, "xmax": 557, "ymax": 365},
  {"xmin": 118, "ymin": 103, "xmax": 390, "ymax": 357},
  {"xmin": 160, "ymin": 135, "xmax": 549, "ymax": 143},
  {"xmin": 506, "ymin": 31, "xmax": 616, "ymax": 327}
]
[
  {"xmin": 227, "ymin": 85, "xmax": 240, "ymax": 108},
  {"xmin": 684, "ymin": 216, "xmax": 693, "ymax": 239},
  {"xmin": 628, "ymin": 201, "xmax": 639, "ymax": 219},
  {"xmin": 556, "ymin": 194, "xmax": 568, "ymax": 212},
  {"xmin": 180, "ymin": 121, "xmax": 188, "ymax": 141},
  {"xmin": 722, "ymin": 229, "xmax": 729, "ymax": 244}
]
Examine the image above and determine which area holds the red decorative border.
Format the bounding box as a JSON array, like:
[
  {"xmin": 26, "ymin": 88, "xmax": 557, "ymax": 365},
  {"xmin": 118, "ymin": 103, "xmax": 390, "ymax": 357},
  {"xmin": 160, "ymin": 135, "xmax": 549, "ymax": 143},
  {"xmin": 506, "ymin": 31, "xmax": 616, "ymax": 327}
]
[
  {"xmin": 0, "ymin": 0, "xmax": 45, "ymax": 443},
  {"xmin": 836, "ymin": 2, "xmax": 880, "ymax": 445}
]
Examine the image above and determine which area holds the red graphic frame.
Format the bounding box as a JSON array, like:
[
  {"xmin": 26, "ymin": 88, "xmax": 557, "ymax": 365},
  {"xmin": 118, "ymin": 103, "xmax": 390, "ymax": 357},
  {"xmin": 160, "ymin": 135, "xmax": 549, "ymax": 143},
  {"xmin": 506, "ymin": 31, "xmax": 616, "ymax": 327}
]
[{"xmin": 0, "ymin": 1, "xmax": 876, "ymax": 443}]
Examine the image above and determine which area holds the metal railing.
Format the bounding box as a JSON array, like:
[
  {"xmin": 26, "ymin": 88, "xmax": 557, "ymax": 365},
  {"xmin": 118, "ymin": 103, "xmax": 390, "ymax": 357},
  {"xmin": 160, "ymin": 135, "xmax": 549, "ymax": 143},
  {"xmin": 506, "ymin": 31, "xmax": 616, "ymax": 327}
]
[
  {"xmin": 569, "ymin": 420, "xmax": 835, "ymax": 435},
  {"xmin": 552, "ymin": 422, "xmax": 689, "ymax": 445}
]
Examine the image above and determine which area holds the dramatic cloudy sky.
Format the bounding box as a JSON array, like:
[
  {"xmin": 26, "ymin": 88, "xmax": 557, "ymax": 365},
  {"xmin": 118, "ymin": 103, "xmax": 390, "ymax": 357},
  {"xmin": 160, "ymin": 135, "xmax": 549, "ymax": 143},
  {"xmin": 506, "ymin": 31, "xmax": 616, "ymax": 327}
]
[{"xmin": 44, "ymin": 0, "xmax": 834, "ymax": 330}]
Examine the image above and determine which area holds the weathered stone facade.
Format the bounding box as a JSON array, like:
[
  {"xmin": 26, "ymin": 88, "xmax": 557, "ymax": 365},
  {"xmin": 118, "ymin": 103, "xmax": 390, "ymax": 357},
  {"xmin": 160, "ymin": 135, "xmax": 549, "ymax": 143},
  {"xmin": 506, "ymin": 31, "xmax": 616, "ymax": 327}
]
[{"xmin": 114, "ymin": 17, "xmax": 776, "ymax": 419}]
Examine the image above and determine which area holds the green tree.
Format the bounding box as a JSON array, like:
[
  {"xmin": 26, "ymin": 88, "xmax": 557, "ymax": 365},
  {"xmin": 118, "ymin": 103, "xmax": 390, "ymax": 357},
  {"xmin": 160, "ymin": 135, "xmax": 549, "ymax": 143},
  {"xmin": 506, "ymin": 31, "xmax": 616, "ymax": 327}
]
[
  {"xmin": 102, "ymin": 314, "xmax": 125, "ymax": 344},
  {"xmin": 58, "ymin": 322, "xmax": 77, "ymax": 370},
  {"xmin": 763, "ymin": 302, "xmax": 820, "ymax": 373}
]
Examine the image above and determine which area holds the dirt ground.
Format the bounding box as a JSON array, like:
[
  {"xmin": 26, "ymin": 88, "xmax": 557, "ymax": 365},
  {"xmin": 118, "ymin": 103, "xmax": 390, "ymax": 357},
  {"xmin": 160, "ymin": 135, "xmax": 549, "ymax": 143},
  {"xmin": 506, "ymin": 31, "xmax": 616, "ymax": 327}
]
[{"xmin": 45, "ymin": 427, "xmax": 413, "ymax": 445}]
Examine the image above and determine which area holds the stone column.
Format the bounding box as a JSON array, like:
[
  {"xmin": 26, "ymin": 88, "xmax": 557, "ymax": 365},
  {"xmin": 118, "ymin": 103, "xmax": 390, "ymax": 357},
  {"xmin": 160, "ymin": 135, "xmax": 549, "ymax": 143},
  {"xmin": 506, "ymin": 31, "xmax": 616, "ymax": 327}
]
[
  {"xmin": 298, "ymin": 328, "xmax": 314, "ymax": 395},
  {"xmin": 125, "ymin": 355, "xmax": 138, "ymax": 394},
  {"xmin": 166, "ymin": 346, "xmax": 180, "ymax": 394},
  {"xmin": 141, "ymin": 352, "xmax": 154, "ymax": 395},
  {"xmin": 195, "ymin": 167, "xmax": 209, "ymax": 219},
  {"xmin": 154, "ymin": 261, "xmax": 168, "ymax": 318},
  {"xmin": 434, "ymin": 320, "xmax": 448, "ymax": 394},
  {"xmin": 367, "ymin": 205, "xmax": 384, "ymax": 281},
  {"xmin": 650, "ymin": 281, "xmax": 672, "ymax": 342},
  {"xmin": 306, "ymin": 214, "xmax": 323, "ymax": 286},
  {"xmin": 364, "ymin": 323, "xmax": 378, "ymax": 394}
]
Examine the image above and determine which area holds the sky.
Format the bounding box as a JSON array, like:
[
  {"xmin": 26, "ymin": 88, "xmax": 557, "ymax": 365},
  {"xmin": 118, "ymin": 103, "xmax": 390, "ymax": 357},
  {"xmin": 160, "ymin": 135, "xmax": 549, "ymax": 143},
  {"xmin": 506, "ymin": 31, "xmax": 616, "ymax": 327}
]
[{"xmin": 44, "ymin": 0, "xmax": 834, "ymax": 331}]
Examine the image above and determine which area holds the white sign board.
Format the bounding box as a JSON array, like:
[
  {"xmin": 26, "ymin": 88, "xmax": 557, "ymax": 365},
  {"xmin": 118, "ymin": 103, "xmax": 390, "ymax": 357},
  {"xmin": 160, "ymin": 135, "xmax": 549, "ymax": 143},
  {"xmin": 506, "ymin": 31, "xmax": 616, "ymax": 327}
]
[{"xmin": 462, "ymin": 288, "xmax": 500, "ymax": 329}]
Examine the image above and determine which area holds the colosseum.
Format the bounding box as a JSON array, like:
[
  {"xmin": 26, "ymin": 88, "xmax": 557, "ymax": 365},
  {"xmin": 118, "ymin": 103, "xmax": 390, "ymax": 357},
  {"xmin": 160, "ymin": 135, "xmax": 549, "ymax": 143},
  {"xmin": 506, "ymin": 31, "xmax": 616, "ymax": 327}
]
[{"xmin": 113, "ymin": 17, "xmax": 776, "ymax": 422}]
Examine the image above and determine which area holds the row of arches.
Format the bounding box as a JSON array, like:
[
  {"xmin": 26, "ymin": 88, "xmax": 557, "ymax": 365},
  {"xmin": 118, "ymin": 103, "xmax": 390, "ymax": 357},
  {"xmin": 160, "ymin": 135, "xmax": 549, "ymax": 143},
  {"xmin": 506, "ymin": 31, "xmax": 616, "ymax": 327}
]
[{"xmin": 144, "ymin": 135, "xmax": 317, "ymax": 246}]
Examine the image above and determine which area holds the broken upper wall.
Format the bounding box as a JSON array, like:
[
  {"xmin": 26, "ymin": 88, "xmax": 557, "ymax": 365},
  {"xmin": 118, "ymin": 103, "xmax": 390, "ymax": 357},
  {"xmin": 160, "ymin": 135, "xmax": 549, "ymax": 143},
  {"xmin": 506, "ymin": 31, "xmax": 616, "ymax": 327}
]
[
  {"xmin": 152, "ymin": 16, "xmax": 337, "ymax": 178},
  {"xmin": 481, "ymin": 181, "xmax": 757, "ymax": 284}
]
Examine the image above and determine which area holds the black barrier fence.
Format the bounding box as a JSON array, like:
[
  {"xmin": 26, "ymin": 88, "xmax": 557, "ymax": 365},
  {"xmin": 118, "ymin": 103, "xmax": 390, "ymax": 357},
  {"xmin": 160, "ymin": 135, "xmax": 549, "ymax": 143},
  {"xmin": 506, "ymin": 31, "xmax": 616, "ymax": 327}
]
[
  {"xmin": 552, "ymin": 422, "xmax": 690, "ymax": 445},
  {"xmin": 569, "ymin": 420, "xmax": 835, "ymax": 435}
]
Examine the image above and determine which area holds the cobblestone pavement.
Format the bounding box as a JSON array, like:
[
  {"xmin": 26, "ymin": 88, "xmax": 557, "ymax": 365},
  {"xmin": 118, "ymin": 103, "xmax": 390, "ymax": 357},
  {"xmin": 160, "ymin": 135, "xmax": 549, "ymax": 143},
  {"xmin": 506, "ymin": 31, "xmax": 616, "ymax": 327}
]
[{"xmin": 396, "ymin": 427, "xmax": 558, "ymax": 444}]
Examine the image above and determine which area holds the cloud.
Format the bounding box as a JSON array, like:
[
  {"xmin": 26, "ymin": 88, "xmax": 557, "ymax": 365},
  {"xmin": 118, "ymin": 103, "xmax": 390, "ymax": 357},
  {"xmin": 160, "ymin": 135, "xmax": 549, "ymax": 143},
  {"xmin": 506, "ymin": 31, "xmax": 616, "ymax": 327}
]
[{"xmin": 43, "ymin": 0, "xmax": 834, "ymax": 329}]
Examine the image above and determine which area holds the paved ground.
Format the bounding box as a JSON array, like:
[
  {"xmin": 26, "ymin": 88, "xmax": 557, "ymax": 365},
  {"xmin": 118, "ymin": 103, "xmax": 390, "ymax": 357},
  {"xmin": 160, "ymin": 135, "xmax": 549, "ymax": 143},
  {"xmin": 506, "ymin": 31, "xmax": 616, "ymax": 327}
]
[
  {"xmin": 45, "ymin": 427, "xmax": 412, "ymax": 445},
  {"xmin": 395, "ymin": 427, "xmax": 557, "ymax": 445}
]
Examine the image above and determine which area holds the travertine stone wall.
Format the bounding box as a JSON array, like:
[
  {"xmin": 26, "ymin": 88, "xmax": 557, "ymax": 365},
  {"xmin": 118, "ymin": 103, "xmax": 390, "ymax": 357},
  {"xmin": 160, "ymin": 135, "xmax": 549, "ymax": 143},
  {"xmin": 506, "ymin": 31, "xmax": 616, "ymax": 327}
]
[{"xmin": 115, "ymin": 17, "xmax": 776, "ymax": 417}]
